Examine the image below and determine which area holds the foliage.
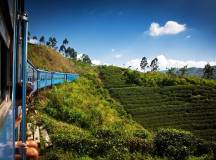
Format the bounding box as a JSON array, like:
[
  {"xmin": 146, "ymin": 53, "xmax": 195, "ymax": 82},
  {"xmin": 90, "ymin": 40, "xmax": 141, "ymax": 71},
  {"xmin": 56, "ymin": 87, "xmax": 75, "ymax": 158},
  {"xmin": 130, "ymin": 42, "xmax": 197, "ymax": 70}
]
[
  {"xmin": 109, "ymin": 85, "xmax": 216, "ymax": 142},
  {"xmin": 63, "ymin": 38, "xmax": 69, "ymax": 45},
  {"xmin": 150, "ymin": 58, "xmax": 159, "ymax": 71},
  {"xmin": 28, "ymin": 44, "xmax": 76, "ymax": 72},
  {"xmin": 140, "ymin": 57, "xmax": 148, "ymax": 72},
  {"xmin": 167, "ymin": 67, "xmax": 177, "ymax": 76},
  {"xmin": 66, "ymin": 47, "xmax": 77, "ymax": 59},
  {"xmin": 99, "ymin": 65, "xmax": 216, "ymax": 88},
  {"xmin": 39, "ymin": 36, "xmax": 45, "ymax": 44},
  {"xmin": 81, "ymin": 54, "xmax": 92, "ymax": 64},
  {"xmin": 123, "ymin": 70, "xmax": 142, "ymax": 85},
  {"xmin": 34, "ymin": 76, "xmax": 153, "ymax": 159},
  {"xmin": 154, "ymin": 129, "xmax": 207, "ymax": 160},
  {"xmin": 59, "ymin": 44, "xmax": 66, "ymax": 53},
  {"xmin": 203, "ymin": 64, "xmax": 214, "ymax": 79},
  {"xmin": 47, "ymin": 37, "xmax": 57, "ymax": 48},
  {"xmin": 180, "ymin": 65, "xmax": 188, "ymax": 76}
]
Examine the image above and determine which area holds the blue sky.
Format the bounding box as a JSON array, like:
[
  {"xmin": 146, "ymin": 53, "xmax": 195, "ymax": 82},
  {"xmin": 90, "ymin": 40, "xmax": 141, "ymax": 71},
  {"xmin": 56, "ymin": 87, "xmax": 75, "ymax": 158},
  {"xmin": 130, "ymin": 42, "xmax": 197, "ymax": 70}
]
[{"xmin": 26, "ymin": 0, "xmax": 216, "ymax": 70}]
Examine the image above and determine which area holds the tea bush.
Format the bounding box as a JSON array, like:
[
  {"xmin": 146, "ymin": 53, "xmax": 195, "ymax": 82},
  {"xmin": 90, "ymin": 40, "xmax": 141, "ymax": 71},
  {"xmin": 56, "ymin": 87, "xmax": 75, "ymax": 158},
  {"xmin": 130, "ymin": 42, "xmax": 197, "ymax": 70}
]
[{"xmin": 154, "ymin": 129, "xmax": 208, "ymax": 160}]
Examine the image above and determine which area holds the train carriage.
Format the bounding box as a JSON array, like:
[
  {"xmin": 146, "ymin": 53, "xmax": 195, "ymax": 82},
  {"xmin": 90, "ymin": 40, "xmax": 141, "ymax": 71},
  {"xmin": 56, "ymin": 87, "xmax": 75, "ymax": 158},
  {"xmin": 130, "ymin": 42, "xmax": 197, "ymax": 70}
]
[{"xmin": 0, "ymin": 0, "xmax": 26, "ymax": 159}]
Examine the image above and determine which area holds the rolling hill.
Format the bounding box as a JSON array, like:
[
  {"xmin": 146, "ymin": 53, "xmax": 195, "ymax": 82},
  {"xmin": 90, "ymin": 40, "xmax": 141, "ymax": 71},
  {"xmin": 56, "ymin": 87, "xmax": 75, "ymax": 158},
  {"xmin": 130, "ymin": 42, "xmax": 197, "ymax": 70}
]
[{"xmin": 99, "ymin": 65, "xmax": 216, "ymax": 142}]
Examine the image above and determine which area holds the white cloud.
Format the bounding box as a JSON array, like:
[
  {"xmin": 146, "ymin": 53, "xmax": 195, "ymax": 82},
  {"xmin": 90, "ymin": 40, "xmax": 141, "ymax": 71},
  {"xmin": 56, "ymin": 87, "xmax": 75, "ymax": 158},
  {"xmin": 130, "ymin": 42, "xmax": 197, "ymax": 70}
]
[
  {"xmin": 126, "ymin": 54, "xmax": 216, "ymax": 71},
  {"xmin": 126, "ymin": 59, "xmax": 141, "ymax": 71},
  {"xmin": 92, "ymin": 59, "xmax": 101, "ymax": 65},
  {"xmin": 157, "ymin": 54, "xmax": 216, "ymax": 70},
  {"xmin": 29, "ymin": 39, "xmax": 38, "ymax": 44},
  {"xmin": 77, "ymin": 54, "xmax": 83, "ymax": 59},
  {"xmin": 149, "ymin": 21, "xmax": 186, "ymax": 37},
  {"xmin": 114, "ymin": 54, "xmax": 122, "ymax": 59}
]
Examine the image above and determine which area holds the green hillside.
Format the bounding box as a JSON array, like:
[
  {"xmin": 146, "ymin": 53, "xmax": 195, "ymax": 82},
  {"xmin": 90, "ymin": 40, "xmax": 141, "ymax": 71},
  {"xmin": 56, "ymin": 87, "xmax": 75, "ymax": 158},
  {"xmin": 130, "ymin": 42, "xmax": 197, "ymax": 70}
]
[
  {"xmin": 99, "ymin": 66, "xmax": 216, "ymax": 142},
  {"xmin": 110, "ymin": 86, "xmax": 216, "ymax": 142},
  {"xmin": 28, "ymin": 43, "xmax": 97, "ymax": 75},
  {"xmin": 28, "ymin": 45, "xmax": 216, "ymax": 160}
]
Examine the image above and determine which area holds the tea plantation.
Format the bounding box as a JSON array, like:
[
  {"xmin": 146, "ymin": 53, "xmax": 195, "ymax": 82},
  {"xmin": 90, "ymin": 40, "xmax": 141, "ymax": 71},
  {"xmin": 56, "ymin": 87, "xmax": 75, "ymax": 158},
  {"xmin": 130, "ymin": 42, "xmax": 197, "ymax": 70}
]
[
  {"xmin": 109, "ymin": 86, "xmax": 216, "ymax": 142},
  {"xmin": 99, "ymin": 65, "xmax": 216, "ymax": 142}
]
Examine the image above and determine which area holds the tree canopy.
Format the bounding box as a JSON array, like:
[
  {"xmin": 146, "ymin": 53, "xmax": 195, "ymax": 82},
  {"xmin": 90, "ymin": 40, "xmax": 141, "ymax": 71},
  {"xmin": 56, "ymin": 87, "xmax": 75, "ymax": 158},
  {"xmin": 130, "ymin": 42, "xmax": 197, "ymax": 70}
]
[
  {"xmin": 150, "ymin": 58, "xmax": 159, "ymax": 71},
  {"xmin": 39, "ymin": 36, "xmax": 45, "ymax": 44},
  {"xmin": 81, "ymin": 54, "xmax": 92, "ymax": 64},
  {"xmin": 140, "ymin": 57, "xmax": 148, "ymax": 72},
  {"xmin": 203, "ymin": 63, "xmax": 214, "ymax": 79}
]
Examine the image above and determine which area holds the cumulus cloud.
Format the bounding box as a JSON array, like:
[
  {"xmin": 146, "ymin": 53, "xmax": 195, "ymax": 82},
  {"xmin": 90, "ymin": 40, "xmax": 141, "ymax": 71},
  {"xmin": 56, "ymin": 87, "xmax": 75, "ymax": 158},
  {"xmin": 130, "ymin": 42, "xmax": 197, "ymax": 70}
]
[
  {"xmin": 29, "ymin": 38, "xmax": 38, "ymax": 44},
  {"xmin": 126, "ymin": 59, "xmax": 142, "ymax": 70},
  {"xmin": 126, "ymin": 54, "xmax": 216, "ymax": 71},
  {"xmin": 157, "ymin": 54, "xmax": 216, "ymax": 69},
  {"xmin": 149, "ymin": 21, "xmax": 186, "ymax": 36},
  {"xmin": 77, "ymin": 54, "xmax": 83, "ymax": 59},
  {"xmin": 114, "ymin": 54, "xmax": 123, "ymax": 59},
  {"xmin": 92, "ymin": 59, "xmax": 101, "ymax": 65}
]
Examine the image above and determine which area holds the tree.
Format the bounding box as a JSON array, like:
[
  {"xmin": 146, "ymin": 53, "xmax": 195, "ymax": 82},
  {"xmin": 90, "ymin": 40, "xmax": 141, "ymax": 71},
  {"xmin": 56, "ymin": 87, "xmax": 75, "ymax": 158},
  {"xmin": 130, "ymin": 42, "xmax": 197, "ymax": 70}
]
[
  {"xmin": 32, "ymin": 36, "xmax": 37, "ymax": 40},
  {"xmin": 167, "ymin": 67, "xmax": 176, "ymax": 76},
  {"xmin": 123, "ymin": 70, "xmax": 142, "ymax": 85},
  {"xmin": 81, "ymin": 54, "xmax": 91, "ymax": 64},
  {"xmin": 63, "ymin": 38, "xmax": 69, "ymax": 45},
  {"xmin": 140, "ymin": 57, "xmax": 148, "ymax": 72},
  {"xmin": 150, "ymin": 58, "xmax": 159, "ymax": 71},
  {"xmin": 46, "ymin": 41, "xmax": 51, "ymax": 47},
  {"xmin": 179, "ymin": 65, "xmax": 188, "ymax": 76},
  {"xmin": 65, "ymin": 47, "xmax": 77, "ymax": 59},
  {"xmin": 39, "ymin": 36, "xmax": 45, "ymax": 44},
  {"xmin": 203, "ymin": 63, "xmax": 214, "ymax": 79},
  {"xmin": 51, "ymin": 37, "xmax": 57, "ymax": 48},
  {"xmin": 47, "ymin": 37, "xmax": 57, "ymax": 48},
  {"xmin": 59, "ymin": 44, "xmax": 66, "ymax": 54}
]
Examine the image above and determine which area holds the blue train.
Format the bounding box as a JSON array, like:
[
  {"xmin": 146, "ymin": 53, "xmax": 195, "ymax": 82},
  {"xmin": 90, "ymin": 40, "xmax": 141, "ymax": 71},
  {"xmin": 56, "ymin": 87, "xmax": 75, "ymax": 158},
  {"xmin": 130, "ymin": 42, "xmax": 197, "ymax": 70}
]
[
  {"xmin": 0, "ymin": 0, "xmax": 79, "ymax": 159},
  {"xmin": 27, "ymin": 60, "xmax": 79, "ymax": 92}
]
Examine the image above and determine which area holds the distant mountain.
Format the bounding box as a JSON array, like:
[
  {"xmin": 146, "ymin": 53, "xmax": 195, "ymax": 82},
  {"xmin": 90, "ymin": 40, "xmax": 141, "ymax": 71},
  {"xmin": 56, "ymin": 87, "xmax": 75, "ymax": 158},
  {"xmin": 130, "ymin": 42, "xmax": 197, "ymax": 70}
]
[
  {"xmin": 162, "ymin": 66, "xmax": 216, "ymax": 79},
  {"xmin": 175, "ymin": 66, "xmax": 216, "ymax": 79}
]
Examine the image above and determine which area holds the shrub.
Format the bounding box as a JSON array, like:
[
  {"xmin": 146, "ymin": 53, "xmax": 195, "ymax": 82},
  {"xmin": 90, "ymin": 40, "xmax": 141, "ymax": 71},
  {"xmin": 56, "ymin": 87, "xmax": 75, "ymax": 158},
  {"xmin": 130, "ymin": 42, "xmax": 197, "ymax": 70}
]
[
  {"xmin": 124, "ymin": 70, "xmax": 142, "ymax": 85},
  {"xmin": 125, "ymin": 137, "xmax": 151, "ymax": 154},
  {"xmin": 93, "ymin": 127, "xmax": 122, "ymax": 139},
  {"xmin": 133, "ymin": 129, "xmax": 152, "ymax": 139},
  {"xmin": 154, "ymin": 128, "xmax": 203, "ymax": 160}
]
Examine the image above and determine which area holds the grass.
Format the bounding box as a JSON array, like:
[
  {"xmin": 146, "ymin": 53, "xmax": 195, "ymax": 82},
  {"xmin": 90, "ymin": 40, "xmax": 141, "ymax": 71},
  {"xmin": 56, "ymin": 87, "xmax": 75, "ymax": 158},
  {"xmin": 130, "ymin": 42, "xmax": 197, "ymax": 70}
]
[{"xmin": 28, "ymin": 43, "xmax": 77, "ymax": 72}]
